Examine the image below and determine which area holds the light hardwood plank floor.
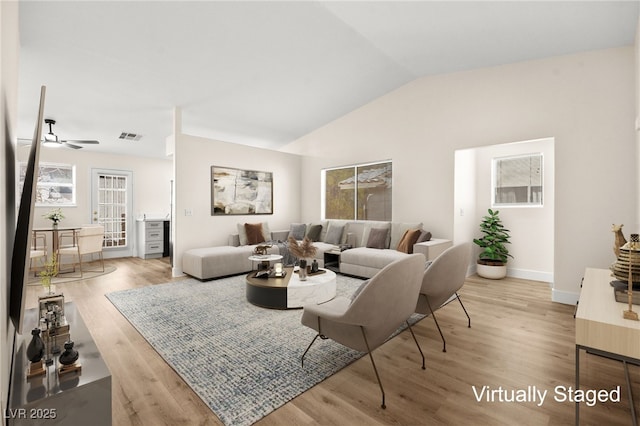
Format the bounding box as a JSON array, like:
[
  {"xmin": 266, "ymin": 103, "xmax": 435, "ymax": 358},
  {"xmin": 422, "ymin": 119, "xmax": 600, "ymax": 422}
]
[{"xmin": 23, "ymin": 258, "xmax": 638, "ymax": 425}]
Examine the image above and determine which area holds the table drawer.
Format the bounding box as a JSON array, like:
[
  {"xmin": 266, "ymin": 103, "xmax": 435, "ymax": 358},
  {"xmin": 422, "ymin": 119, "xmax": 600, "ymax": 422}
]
[
  {"xmin": 145, "ymin": 241, "xmax": 163, "ymax": 254},
  {"xmin": 145, "ymin": 228, "xmax": 163, "ymax": 241}
]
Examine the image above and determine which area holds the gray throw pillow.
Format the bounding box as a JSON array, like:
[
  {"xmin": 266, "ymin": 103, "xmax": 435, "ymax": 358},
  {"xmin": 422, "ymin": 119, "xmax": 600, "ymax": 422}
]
[
  {"xmin": 416, "ymin": 230, "xmax": 432, "ymax": 243},
  {"xmin": 288, "ymin": 223, "xmax": 307, "ymax": 240},
  {"xmin": 324, "ymin": 224, "xmax": 344, "ymax": 245},
  {"xmin": 305, "ymin": 224, "xmax": 322, "ymax": 242},
  {"xmin": 366, "ymin": 227, "xmax": 388, "ymax": 249}
]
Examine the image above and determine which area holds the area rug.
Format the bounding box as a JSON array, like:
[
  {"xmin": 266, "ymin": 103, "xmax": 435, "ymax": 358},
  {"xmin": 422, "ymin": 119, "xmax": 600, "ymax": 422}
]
[{"xmin": 106, "ymin": 274, "xmax": 423, "ymax": 425}]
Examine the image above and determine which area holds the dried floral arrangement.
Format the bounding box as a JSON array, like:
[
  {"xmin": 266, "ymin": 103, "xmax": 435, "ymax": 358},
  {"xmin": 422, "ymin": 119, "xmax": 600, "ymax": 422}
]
[{"xmin": 287, "ymin": 236, "xmax": 317, "ymax": 259}]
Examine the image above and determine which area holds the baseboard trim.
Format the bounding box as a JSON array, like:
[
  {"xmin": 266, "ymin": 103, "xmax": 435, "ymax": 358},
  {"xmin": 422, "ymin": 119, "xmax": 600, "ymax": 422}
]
[
  {"xmin": 506, "ymin": 268, "xmax": 553, "ymax": 283},
  {"xmin": 552, "ymin": 288, "xmax": 579, "ymax": 306}
]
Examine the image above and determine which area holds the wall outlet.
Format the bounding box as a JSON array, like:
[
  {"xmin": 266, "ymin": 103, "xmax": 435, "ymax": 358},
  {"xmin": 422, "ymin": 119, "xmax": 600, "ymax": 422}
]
[{"xmin": 184, "ymin": 208, "xmax": 193, "ymax": 216}]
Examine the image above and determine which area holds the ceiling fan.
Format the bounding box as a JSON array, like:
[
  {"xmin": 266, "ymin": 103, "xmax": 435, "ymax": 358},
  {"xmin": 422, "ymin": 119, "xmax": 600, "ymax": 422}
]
[{"xmin": 22, "ymin": 118, "xmax": 100, "ymax": 149}]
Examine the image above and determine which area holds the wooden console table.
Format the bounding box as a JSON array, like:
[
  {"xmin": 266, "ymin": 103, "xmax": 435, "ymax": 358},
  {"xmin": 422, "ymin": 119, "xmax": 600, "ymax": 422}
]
[
  {"xmin": 8, "ymin": 302, "xmax": 111, "ymax": 425},
  {"xmin": 575, "ymin": 268, "xmax": 640, "ymax": 425}
]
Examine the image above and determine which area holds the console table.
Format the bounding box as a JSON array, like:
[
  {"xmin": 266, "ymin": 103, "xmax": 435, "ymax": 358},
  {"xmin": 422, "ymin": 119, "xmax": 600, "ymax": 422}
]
[
  {"xmin": 8, "ymin": 302, "xmax": 111, "ymax": 426},
  {"xmin": 575, "ymin": 268, "xmax": 640, "ymax": 425}
]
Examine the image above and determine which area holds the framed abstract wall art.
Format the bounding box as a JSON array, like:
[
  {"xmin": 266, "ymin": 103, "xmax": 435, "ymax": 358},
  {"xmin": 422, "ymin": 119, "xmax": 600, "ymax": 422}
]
[{"xmin": 211, "ymin": 166, "xmax": 273, "ymax": 215}]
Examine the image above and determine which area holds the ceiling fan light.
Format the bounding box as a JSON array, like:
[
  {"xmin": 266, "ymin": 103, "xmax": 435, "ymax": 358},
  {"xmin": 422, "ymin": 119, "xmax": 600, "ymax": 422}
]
[
  {"xmin": 44, "ymin": 133, "xmax": 58, "ymax": 142},
  {"xmin": 42, "ymin": 139, "xmax": 61, "ymax": 147}
]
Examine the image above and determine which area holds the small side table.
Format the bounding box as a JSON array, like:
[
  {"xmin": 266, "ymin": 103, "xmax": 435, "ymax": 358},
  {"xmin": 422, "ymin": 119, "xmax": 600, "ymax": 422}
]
[
  {"xmin": 248, "ymin": 254, "xmax": 283, "ymax": 270},
  {"xmin": 324, "ymin": 248, "xmax": 343, "ymax": 273}
]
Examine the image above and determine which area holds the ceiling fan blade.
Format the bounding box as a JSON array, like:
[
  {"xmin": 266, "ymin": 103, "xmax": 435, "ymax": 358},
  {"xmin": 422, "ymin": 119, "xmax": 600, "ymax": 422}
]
[
  {"xmin": 62, "ymin": 142, "xmax": 83, "ymax": 149},
  {"xmin": 61, "ymin": 139, "xmax": 99, "ymax": 144}
]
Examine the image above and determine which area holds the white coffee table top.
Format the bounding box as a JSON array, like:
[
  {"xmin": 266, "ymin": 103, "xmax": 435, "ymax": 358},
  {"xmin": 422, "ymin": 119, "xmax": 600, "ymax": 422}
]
[{"xmin": 248, "ymin": 254, "xmax": 283, "ymax": 262}]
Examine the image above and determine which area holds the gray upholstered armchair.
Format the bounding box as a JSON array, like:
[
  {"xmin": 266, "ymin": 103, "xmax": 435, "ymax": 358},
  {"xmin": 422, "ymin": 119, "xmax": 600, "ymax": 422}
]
[
  {"xmin": 300, "ymin": 253, "xmax": 425, "ymax": 409},
  {"xmin": 415, "ymin": 242, "xmax": 471, "ymax": 352}
]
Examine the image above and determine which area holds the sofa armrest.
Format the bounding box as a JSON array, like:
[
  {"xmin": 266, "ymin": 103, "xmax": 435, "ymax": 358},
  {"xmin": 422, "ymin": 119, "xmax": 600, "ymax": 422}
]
[
  {"xmin": 271, "ymin": 230, "xmax": 289, "ymax": 241},
  {"xmin": 413, "ymin": 238, "xmax": 452, "ymax": 261},
  {"xmin": 228, "ymin": 233, "xmax": 240, "ymax": 247}
]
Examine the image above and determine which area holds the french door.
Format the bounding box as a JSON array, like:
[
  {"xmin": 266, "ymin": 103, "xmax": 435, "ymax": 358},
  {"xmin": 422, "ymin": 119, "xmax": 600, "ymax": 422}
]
[{"xmin": 91, "ymin": 169, "xmax": 133, "ymax": 258}]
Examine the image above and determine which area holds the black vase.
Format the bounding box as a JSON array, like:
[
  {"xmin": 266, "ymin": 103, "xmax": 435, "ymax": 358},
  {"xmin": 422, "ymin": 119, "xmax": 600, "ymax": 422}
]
[
  {"xmin": 59, "ymin": 341, "xmax": 79, "ymax": 366},
  {"xmin": 26, "ymin": 328, "xmax": 45, "ymax": 363}
]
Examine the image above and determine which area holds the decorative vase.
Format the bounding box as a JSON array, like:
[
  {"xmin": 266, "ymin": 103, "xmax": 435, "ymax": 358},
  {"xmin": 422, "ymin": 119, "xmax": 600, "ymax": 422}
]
[
  {"xmin": 477, "ymin": 262, "xmax": 507, "ymax": 280},
  {"xmin": 26, "ymin": 328, "xmax": 45, "ymax": 363},
  {"xmin": 59, "ymin": 341, "xmax": 79, "ymax": 366},
  {"xmin": 311, "ymin": 259, "xmax": 319, "ymax": 273},
  {"xmin": 52, "ymin": 221, "xmax": 58, "ymax": 230},
  {"xmin": 299, "ymin": 259, "xmax": 308, "ymax": 281},
  {"xmin": 611, "ymin": 234, "xmax": 640, "ymax": 284}
]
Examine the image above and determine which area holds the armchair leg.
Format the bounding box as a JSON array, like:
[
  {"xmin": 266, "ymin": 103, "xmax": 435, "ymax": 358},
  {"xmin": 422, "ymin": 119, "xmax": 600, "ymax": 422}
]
[
  {"xmin": 426, "ymin": 298, "xmax": 446, "ymax": 352},
  {"xmin": 405, "ymin": 321, "xmax": 425, "ymax": 370},
  {"xmin": 360, "ymin": 326, "xmax": 386, "ymax": 409},
  {"xmin": 301, "ymin": 334, "xmax": 320, "ymax": 368},
  {"xmin": 455, "ymin": 292, "xmax": 471, "ymax": 328}
]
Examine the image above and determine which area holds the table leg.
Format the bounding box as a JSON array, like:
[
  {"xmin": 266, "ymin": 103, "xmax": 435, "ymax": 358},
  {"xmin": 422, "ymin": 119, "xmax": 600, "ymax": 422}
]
[
  {"xmin": 624, "ymin": 361, "xmax": 637, "ymax": 426},
  {"xmin": 575, "ymin": 345, "xmax": 580, "ymax": 426}
]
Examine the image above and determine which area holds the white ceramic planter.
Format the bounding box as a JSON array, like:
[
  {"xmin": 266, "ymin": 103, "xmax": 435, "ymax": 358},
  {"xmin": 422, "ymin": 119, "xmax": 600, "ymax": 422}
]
[{"xmin": 477, "ymin": 263, "xmax": 507, "ymax": 280}]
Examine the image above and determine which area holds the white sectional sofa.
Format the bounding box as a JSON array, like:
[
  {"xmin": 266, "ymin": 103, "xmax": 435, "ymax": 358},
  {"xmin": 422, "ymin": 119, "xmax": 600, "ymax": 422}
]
[{"xmin": 182, "ymin": 220, "xmax": 451, "ymax": 280}]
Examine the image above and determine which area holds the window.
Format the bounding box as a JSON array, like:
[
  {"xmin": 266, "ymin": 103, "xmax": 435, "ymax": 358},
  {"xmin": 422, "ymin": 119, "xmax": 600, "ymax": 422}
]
[
  {"xmin": 492, "ymin": 154, "xmax": 542, "ymax": 206},
  {"xmin": 20, "ymin": 162, "xmax": 76, "ymax": 206},
  {"xmin": 322, "ymin": 161, "xmax": 392, "ymax": 220}
]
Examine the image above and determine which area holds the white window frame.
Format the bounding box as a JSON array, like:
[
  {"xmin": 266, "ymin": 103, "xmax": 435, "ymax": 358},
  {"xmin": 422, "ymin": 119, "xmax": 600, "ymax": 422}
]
[
  {"xmin": 20, "ymin": 161, "xmax": 77, "ymax": 206},
  {"xmin": 492, "ymin": 153, "xmax": 543, "ymax": 208},
  {"xmin": 321, "ymin": 160, "xmax": 392, "ymax": 221}
]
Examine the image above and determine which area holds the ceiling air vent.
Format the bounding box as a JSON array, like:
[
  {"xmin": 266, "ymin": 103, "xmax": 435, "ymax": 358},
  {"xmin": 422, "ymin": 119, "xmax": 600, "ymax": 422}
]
[{"xmin": 118, "ymin": 132, "xmax": 142, "ymax": 141}]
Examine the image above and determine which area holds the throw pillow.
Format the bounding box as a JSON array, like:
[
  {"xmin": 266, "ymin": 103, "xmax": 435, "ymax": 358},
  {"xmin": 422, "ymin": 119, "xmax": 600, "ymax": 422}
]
[
  {"xmin": 366, "ymin": 227, "xmax": 389, "ymax": 249},
  {"xmin": 305, "ymin": 224, "xmax": 322, "ymax": 242},
  {"xmin": 288, "ymin": 223, "xmax": 307, "ymax": 241},
  {"xmin": 237, "ymin": 223, "xmax": 249, "ymax": 245},
  {"xmin": 245, "ymin": 223, "xmax": 266, "ymax": 245},
  {"xmin": 416, "ymin": 230, "xmax": 432, "ymax": 243},
  {"xmin": 324, "ymin": 224, "xmax": 344, "ymax": 245},
  {"xmin": 396, "ymin": 228, "xmax": 421, "ymax": 254}
]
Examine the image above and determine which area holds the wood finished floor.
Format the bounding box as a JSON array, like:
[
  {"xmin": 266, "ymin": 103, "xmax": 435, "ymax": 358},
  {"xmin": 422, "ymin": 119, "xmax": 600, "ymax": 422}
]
[{"xmin": 23, "ymin": 257, "xmax": 639, "ymax": 426}]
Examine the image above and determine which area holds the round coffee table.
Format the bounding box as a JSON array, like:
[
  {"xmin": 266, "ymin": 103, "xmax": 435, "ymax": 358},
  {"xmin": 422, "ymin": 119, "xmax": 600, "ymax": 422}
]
[
  {"xmin": 248, "ymin": 254, "xmax": 283, "ymax": 270},
  {"xmin": 246, "ymin": 267, "xmax": 337, "ymax": 309}
]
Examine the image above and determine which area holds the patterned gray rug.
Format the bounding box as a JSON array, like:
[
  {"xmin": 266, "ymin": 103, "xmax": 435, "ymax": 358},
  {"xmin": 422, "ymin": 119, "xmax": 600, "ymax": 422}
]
[{"xmin": 106, "ymin": 273, "xmax": 422, "ymax": 425}]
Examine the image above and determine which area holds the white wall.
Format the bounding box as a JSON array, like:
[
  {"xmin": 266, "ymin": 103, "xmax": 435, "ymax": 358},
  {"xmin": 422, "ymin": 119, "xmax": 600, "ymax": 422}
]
[
  {"xmin": 1, "ymin": 0, "xmax": 19, "ymax": 415},
  {"xmin": 466, "ymin": 138, "xmax": 555, "ymax": 283},
  {"xmin": 16, "ymin": 147, "xmax": 173, "ymax": 256},
  {"xmin": 173, "ymin": 133, "xmax": 301, "ymax": 277},
  {"xmin": 284, "ymin": 47, "xmax": 636, "ymax": 305}
]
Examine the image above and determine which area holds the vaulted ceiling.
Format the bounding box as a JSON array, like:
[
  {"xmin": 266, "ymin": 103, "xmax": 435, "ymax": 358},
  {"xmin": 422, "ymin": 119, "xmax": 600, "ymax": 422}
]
[{"xmin": 16, "ymin": 1, "xmax": 639, "ymax": 158}]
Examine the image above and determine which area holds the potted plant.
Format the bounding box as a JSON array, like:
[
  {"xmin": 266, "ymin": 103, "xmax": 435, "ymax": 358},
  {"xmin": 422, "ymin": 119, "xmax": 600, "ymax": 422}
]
[
  {"xmin": 43, "ymin": 208, "xmax": 64, "ymax": 228},
  {"xmin": 473, "ymin": 208, "xmax": 512, "ymax": 279},
  {"xmin": 288, "ymin": 236, "xmax": 317, "ymax": 281},
  {"xmin": 39, "ymin": 255, "xmax": 58, "ymax": 294}
]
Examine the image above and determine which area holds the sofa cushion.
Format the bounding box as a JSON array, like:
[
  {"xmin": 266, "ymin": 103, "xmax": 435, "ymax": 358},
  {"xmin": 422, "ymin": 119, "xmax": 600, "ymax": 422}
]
[
  {"xmin": 324, "ymin": 223, "xmax": 345, "ymax": 245},
  {"xmin": 238, "ymin": 222, "xmax": 271, "ymax": 245},
  {"xmin": 396, "ymin": 228, "xmax": 421, "ymax": 254},
  {"xmin": 305, "ymin": 224, "xmax": 323, "ymax": 242},
  {"xmin": 288, "ymin": 223, "xmax": 307, "ymax": 240},
  {"xmin": 366, "ymin": 227, "xmax": 389, "ymax": 249},
  {"xmin": 417, "ymin": 230, "xmax": 432, "ymax": 243},
  {"xmin": 389, "ymin": 222, "xmax": 423, "ymax": 249},
  {"xmin": 245, "ymin": 223, "xmax": 266, "ymax": 245},
  {"xmin": 341, "ymin": 247, "xmax": 408, "ymax": 270},
  {"xmin": 344, "ymin": 222, "xmax": 366, "ymax": 247},
  {"xmin": 319, "ymin": 220, "xmax": 345, "ymax": 242}
]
